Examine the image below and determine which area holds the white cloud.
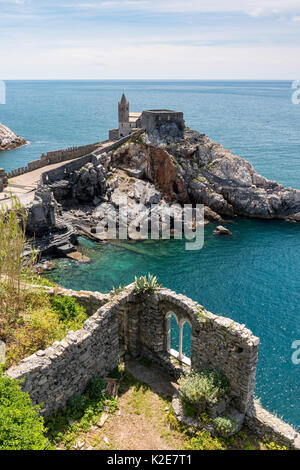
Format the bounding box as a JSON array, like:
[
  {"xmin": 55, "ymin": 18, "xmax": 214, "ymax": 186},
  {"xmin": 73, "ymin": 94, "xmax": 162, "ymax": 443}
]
[
  {"xmin": 74, "ymin": 0, "xmax": 300, "ymax": 16},
  {"xmin": 0, "ymin": 0, "xmax": 27, "ymax": 3}
]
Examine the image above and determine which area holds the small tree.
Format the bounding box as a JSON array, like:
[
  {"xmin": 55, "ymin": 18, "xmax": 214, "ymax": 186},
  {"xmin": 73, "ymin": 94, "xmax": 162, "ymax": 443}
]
[{"xmin": 0, "ymin": 195, "xmax": 36, "ymax": 331}]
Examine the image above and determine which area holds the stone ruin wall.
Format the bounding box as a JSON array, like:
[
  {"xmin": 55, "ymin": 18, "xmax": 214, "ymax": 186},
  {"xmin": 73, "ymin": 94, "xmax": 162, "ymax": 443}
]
[
  {"xmin": 5, "ymin": 284, "xmax": 300, "ymax": 448},
  {"xmin": 117, "ymin": 291, "xmax": 258, "ymax": 414}
]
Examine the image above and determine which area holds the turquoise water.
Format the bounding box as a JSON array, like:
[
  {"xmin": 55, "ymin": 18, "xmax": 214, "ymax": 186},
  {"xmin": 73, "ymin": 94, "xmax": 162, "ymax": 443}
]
[
  {"xmin": 1, "ymin": 81, "xmax": 299, "ymax": 430},
  {"xmin": 1, "ymin": 80, "xmax": 300, "ymax": 190}
]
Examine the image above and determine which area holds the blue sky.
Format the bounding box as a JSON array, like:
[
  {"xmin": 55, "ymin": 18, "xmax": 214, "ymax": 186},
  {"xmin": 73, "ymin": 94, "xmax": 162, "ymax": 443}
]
[{"xmin": 1, "ymin": 0, "xmax": 300, "ymax": 79}]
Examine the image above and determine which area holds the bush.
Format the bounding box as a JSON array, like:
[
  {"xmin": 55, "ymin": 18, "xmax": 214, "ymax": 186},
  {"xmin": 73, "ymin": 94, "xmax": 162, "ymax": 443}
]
[
  {"xmin": 184, "ymin": 430, "xmax": 225, "ymax": 450},
  {"xmin": 85, "ymin": 377, "xmax": 106, "ymax": 400},
  {"xmin": 51, "ymin": 295, "xmax": 87, "ymax": 326},
  {"xmin": 134, "ymin": 273, "xmax": 160, "ymax": 294},
  {"xmin": 0, "ymin": 374, "xmax": 50, "ymax": 450},
  {"xmin": 179, "ymin": 369, "xmax": 230, "ymax": 412},
  {"xmin": 213, "ymin": 416, "xmax": 238, "ymax": 437},
  {"xmin": 67, "ymin": 394, "xmax": 89, "ymax": 415}
]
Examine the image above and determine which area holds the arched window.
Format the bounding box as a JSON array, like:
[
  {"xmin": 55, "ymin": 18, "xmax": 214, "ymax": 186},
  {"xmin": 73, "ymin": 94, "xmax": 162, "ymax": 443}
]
[
  {"xmin": 166, "ymin": 313, "xmax": 191, "ymax": 366},
  {"xmin": 182, "ymin": 321, "xmax": 191, "ymax": 360},
  {"xmin": 170, "ymin": 314, "xmax": 180, "ymax": 355}
]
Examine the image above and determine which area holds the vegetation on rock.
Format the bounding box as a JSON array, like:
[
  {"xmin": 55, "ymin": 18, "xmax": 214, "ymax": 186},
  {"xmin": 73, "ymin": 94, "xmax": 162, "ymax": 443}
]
[
  {"xmin": 213, "ymin": 416, "xmax": 238, "ymax": 437},
  {"xmin": 178, "ymin": 369, "xmax": 230, "ymax": 412},
  {"xmin": 134, "ymin": 273, "xmax": 160, "ymax": 294}
]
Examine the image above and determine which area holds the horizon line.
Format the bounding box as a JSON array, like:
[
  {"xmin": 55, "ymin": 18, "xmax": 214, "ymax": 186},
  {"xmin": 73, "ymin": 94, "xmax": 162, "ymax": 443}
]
[{"xmin": 2, "ymin": 78, "xmax": 295, "ymax": 82}]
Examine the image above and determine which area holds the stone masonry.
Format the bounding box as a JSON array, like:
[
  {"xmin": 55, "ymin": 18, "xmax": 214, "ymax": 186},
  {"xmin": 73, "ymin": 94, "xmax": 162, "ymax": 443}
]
[{"xmin": 5, "ymin": 284, "xmax": 300, "ymax": 448}]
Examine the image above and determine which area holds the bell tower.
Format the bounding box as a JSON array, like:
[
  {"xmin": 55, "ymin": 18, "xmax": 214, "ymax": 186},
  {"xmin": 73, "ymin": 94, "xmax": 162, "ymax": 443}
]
[
  {"xmin": 118, "ymin": 94, "xmax": 129, "ymax": 125},
  {"xmin": 118, "ymin": 94, "xmax": 130, "ymax": 137}
]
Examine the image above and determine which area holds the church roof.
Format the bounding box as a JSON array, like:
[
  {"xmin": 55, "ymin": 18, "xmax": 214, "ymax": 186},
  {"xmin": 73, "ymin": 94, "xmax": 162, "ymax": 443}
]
[{"xmin": 120, "ymin": 93, "xmax": 128, "ymax": 104}]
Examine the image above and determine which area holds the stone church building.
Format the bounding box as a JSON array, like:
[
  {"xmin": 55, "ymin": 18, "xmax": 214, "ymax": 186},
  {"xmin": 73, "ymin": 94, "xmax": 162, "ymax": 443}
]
[{"xmin": 109, "ymin": 94, "xmax": 185, "ymax": 142}]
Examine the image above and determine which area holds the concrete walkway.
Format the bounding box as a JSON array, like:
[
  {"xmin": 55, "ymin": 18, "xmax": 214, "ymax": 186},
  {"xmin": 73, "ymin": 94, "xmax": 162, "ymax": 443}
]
[
  {"xmin": 0, "ymin": 140, "xmax": 114, "ymax": 209},
  {"xmin": 0, "ymin": 160, "xmax": 68, "ymax": 209}
]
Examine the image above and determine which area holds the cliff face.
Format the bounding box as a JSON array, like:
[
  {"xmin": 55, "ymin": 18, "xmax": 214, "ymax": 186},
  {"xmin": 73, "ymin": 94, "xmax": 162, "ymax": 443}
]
[
  {"xmin": 24, "ymin": 128, "xmax": 300, "ymax": 253},
  {"xmin": 108, "ymin": 131, "xmax": 300, "ymax": 223},
  {"xmin": 0, "ymin": 123, "xmax": 26, "ymax": 151},
  {"xmin": 110, "ymin": 141, "xmax": 188, "ymax": 203}
]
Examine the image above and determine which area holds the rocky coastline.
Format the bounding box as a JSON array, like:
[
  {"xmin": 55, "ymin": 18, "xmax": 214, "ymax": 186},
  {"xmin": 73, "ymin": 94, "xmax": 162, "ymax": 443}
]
[
  {"xmin": 0, "ymin": 123, "xmax": 27, "ymax": 151},
  {"xmin": 21, "ymin": 127, "xmax": 300, "ymax": 259}
]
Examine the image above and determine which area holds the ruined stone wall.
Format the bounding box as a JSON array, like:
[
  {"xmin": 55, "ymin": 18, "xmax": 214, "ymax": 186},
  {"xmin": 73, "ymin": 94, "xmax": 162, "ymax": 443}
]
[
  {"xmin": 5, "ymin": 284, "xmax": 299, "ymax": 448},
  {"xmin": 122, "ymin": 290, "xmax": 259, "ymax": 414},
  {"xmin": 6, "ymin": 290, "xmax": 120, "ymax": 416},
  {"xmin": 245, "ymin": 400, "xmax": 300, "ymax": 449},
  {"xmin": 6, "ymin": 285, "xmax": 258, "ymax": 416}
]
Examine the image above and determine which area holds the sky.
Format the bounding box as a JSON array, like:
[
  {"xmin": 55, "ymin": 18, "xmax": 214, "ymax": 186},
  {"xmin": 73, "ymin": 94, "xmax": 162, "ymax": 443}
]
[{"xmin": 1, "ymin": 0, "xmax": 300, "ymax": 79}]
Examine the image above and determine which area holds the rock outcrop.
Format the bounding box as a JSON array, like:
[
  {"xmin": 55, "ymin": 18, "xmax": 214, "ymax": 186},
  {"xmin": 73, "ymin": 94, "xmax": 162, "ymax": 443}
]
[
  {"xmin": 214, "ymin": 225, "xmax": 233, "ymax": 236},
  {"xmin": 0, "ymin": 123, "xmax": 26, "ymax": 151},
  {"xmin": 49, "ymin": 161, "xmax": 107, "ymax": 205},
  {"xmin": 23, "ymin": 126, "xmax": 300, "ymax": 255},
  {"xmin": 110, "ymin": 140, "xmax": 188, "ymax": 203},
  {"xmin": 107, "ymin": 131, "xmax": 300, "ymax": 223},
  {"xmin": 26, "ymin": 187, "xmax": 57, "ymax": 235}
]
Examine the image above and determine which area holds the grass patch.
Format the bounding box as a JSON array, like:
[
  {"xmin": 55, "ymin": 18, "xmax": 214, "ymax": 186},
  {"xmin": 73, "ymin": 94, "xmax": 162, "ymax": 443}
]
[
  {"xmin": 45, "ymin": 377, "xmax": 119, "ymax": 450},
  {"xmin": 1, "ymin": 288, "xmax": 88, "ymax": 368}
]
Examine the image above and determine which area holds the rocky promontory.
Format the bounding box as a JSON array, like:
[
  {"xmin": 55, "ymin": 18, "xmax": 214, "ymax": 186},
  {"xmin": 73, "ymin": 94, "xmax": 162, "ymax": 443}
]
[
  {"xmin": 0, "ymin": 123, "xmax": 26, "ymax": 151},
  {"xmin": 108, "ymin": 130, "xmax": 300, "ymax": 223},
  {"xmin": 23, "ymin": 128, "xmax": 300, "ymax": 255}
]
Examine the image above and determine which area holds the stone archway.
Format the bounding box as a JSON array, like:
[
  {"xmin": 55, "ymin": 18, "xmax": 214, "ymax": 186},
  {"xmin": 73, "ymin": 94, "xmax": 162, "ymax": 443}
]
[{"xmin": 165, "ymin": 312, "xmax": 191, "ymax": 366}]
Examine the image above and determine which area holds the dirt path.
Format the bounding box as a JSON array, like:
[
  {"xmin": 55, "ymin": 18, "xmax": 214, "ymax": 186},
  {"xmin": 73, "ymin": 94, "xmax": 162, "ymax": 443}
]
[
  {"xmin": 77, "ymin": 359, "xmax": 185, "ymax": 451},
  {"xmin": 87, "ymin": 387, "xmax": 184, "ymax": 450}
]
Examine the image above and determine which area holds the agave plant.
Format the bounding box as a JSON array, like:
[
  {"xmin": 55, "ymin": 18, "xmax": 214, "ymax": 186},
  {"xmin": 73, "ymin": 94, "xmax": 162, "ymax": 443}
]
[{"xmin": 134, "ymin": 273, "xmax": 160, "ymax": 294}]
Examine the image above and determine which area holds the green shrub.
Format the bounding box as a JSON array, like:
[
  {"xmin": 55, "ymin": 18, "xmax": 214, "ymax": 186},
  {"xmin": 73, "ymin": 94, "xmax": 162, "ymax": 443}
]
[
  {"xmin": 0, "ymin": 374, "xmax": 50, "ymax": 450},
  {"xmin": 179, "ymin": 369, "xmax": 230, "ymax": 412},
  {"xmin": 51, "ymin": 295, "xmax": 87, "ymax": 325},
  {"xmin": 184, "ymin": 430, "xmax": 225, "ymax": 450},
  {"xmin": 67, "ymin": 394, "xmax": 89, "ymax": 415},
  {"xmin": 134, "ymin": 273, "xmax": 160, "ymax": 294},
  {"xmin": 213, "ymin": 416, "xmax": 238, "ymax": 437},
  {"xmin": 264, "ymin": 440, "xmax": 289, "ymax": 451},
  {"xmin": 85, "ymin": 377, "xmax": 106, "ymax": 400}
]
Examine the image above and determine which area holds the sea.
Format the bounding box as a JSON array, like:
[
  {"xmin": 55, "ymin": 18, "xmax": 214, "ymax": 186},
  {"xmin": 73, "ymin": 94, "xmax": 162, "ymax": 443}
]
[{"xmin": 1, "ymin": 80, "xmax": 299, "ymax": 430}]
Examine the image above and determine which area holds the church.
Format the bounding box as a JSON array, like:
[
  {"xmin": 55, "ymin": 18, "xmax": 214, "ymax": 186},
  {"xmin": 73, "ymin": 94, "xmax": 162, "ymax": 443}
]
[{"xmin": 109, "ymin": 94, "xmax": 185, "ymax": 141}]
